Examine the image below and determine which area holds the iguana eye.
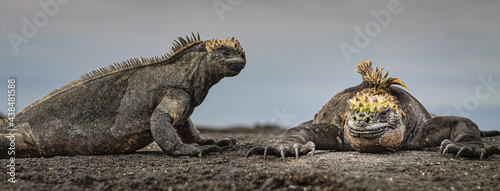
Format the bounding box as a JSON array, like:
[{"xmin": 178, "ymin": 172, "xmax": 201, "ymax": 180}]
[
  {"xmin": 380, "ymin": 111, "xmax": 388, "ymax": 117},
  {"xmin": 223, "ymin": 49, "xmax": 231, "ymax": 56},
  {"xmin": 363, "ymin": 116, "xmax": 372, "ymax": 124}
]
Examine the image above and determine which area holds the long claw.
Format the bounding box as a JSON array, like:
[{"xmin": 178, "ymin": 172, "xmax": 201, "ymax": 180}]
[
  {"xmin": 264, "ymin": 146, "xmax": 269, "ymax": 161},
  {"xmin": 294, "ymin": 144, "xmax": 299, "ymax": 159},
  {"xmin": 278, "ymin": 145, "xmax": 286, "ymax": 159},
  {"xmin": 311, "ymin": 147, "xmax": 316, "ymax": 157},
  {"xmin": 440, "ymin": 139, "xmax": 452, "ymax": 157},
  {"xmin": 442, "ymin": 145, "xmax": 450, "ymax": 157},
  {"xmin": 245, "ymin": 150, "xmax": 251, "ymax": 158},
  {"xmin": 456, "ymin": 147, "xmax": 465, "ymax": 158},
  {"xmin": 480, "ymin": 150, "xmax": 485, "ymax": 161},
  {"xmin": 246, "ymin": 147, "xmax": 264, "ymax": 158}
]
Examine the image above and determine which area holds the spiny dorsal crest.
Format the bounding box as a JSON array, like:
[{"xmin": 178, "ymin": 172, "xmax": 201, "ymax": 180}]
[
  {"xmin": 205, "ymin": 37, "xmax": 244, "ymax": 54},
  {"xmin": 347, "ymin": 91, "xmax": 404, "ymax": 115},
  {"xmin": 355, "ymin": 59, "xmax": 409, "ymax": 94},
  {"xmin": 21, "ymin": 32, "xmax": 205, "ymax": 114},
  {"xmin": 166, "ymin": 32, "xmax": 202, "ymax": 58}
]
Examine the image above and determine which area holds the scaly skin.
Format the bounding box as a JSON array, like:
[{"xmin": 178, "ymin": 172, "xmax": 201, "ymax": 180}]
[
  {"xmin": 247, "ymin": 60, "xmax": 499, "ymax": 160},
  {"xmin": 0, "ymin": 33, "xmax": 246, "ymax": 158}
]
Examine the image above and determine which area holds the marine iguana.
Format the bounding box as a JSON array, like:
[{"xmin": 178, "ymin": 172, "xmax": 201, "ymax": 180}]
[
  {"xmin": 247, "ymin": 60, "xmax": 500, "ymax": 160},
  {"xmin": 0, "ymin": 33, "xmax": 246, "ymax": 158}
]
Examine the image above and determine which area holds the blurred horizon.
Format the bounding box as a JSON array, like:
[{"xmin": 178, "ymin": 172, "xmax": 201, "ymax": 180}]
[{"xmin": 1, "ymin": 1, "xmax": 499, "ymax": 130}]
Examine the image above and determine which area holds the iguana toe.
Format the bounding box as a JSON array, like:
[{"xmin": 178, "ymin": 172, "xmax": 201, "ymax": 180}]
[
  {"xmin": 246, "ymin": 141, "xmax": 316, "ymax": 160},
  {"xmin": 440, "ymin": 139, "xmax": 453, "ymax": 157},
  {"xmin": 172, "ymin": 143, "xmax": 220, "ymax": 157},
  {"xmin": 293, "ymin": 143, "xmax": 299, "ymax": 159},
  {"xmin": 280, "ymin": 148, "xmax": 286, "ymax": 159},
  {"xmin": 216, "ymin": 138, "xmax": 237, "ymax": 147},
  {"xmin": 245, "ymin": 146, "xmax": 265, "ymax": 158},
  {"xmin": 197, "ymin": 139, "xmax": 217, "ymax": 145},
  {"xmin": 455, "ymin": 146, "xmax": 473, "ymax": 158},
  {"xmin": 196, "ymin": 138, "xmax": 237, "ymax": 147},
  {"xmin": 263, "ymin": 145, "xmax": 280, "ymax": 160}
]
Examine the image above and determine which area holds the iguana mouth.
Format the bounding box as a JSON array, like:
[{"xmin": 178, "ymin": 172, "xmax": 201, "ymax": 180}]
[
  {"xmin": 348, "ymin": 125, "xmax": 388, "ymax": 139},
  {"xmin": 224, "ymin": 59, "xmax": 246, "ymax": 72}
]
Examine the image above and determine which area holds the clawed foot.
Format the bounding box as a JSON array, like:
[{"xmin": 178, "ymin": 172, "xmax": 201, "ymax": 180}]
[
  {"xmin": 171, "ymin": 138, "xmax": 237, "ymax": 157},
  {"xmin": 246, "ymin": 141, "xmax": 316, "ymax": 159},
  {"xmin": 172, "ymin": 143, "xmax": 221, "ymax": 157},
  {"xmin": 439, "ymin": 139, "xmax": 499, "ymax": 160},
  {"xmin": 197, "ymin": 138, "xmax": 238, "ymax": 147}
]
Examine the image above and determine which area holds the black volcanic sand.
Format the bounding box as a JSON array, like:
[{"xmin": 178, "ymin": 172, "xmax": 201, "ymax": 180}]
[{"xmin": 1, "ymin": 125, "xmax": 499, "ymax": 191}]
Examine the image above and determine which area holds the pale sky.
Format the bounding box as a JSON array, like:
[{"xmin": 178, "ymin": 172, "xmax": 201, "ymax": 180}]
[{"xmin": 1, "ymin": 1, "xmax": 499, "ymax": 130}]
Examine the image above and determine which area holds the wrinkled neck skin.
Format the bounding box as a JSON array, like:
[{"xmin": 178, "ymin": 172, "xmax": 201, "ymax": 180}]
[
  {"xmin": 162, "ymin": 51, "xmax": 226, "ymax": 107},
  {"xmin": 192, "ymin": 53, "xmax": 228, "ymax": 106}
]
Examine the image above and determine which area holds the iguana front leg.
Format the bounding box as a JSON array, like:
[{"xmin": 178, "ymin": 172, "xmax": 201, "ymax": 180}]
[
  {"xmin": 437, "ymin": 117, "xmax": 499, "ymax": 159},
  {"xmin": 246, "ymin": 121, "xmax": 353, "ymax": 159},
  {"xmin": 406, "ymin": 116, "xmax": 499, "ymax": 160},
  {"xmin": 150, "ymin": 94, "xmax": 219, "ymax": 157}
]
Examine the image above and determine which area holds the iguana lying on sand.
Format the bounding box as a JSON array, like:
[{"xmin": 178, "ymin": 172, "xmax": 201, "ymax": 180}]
[
  {"xmin": 247, "ymin": 60, "xmax": 499, "ymax": 160},
  {"xmin": 1, "ymin": 33, "xmax": 245, "ymax": 158}
]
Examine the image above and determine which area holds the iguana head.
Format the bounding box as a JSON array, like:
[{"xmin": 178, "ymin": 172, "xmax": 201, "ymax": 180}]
[
  {"xmin": 165, "ymin": 33, "xmax": 245, "ymax": 77},
  {"xmin": 344, "ymin": 60, "xmax": 409, "ymax": 153},
  {"xmin": 204, "ymin": 37, "xmax": 246, "ymax": 77}
]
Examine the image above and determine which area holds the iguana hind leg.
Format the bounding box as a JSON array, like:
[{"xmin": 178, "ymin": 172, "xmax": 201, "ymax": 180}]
[{"xmin": 0, "ymin": 123, "xmax": 41, "ymax": 158}]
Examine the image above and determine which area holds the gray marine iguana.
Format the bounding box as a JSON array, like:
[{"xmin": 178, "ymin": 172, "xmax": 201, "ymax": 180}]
[
  {"xmin": 247, "ymin": 60, "xmax": 500, "ymax": 160},
  {"xmin": 0, "ymin": 33, "xmax": 246, "ymax": 158}
]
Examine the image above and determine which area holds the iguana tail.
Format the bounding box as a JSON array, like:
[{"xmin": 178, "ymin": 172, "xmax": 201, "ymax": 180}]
[{"xmin": 481, "ymin": 130, "xmax": 500, "ymax": 137}]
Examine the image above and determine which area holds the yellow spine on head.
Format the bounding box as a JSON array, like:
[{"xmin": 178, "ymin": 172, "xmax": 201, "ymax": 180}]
[
  {"xmin": 348, "ymin": 91, "xmax": 400, "ymax": 114},
  {"xmin": 347, "ymin": 60, "xmax": 409, "ymax": 115},
  {"xmin": 205, "ymin": 37, "xmax": 244, "ymax": 54},
  {"xmin": 355, "ymin": 59, "xmax": 409, "ymax": 94}
]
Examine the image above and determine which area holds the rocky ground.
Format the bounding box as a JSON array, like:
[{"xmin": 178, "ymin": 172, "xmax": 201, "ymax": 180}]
[{"xmin": 1, "ymin": 125, "xmax": 499, "ymax": 191}]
